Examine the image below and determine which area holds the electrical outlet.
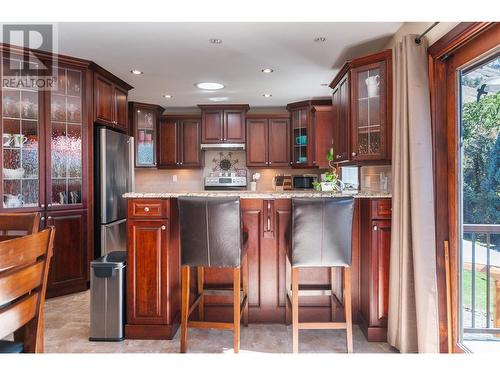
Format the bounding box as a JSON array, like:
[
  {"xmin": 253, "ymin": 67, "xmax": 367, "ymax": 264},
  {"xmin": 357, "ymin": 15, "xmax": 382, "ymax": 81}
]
[{"xmin": 172, "ymin": 175, "xmax": 177, "ymax": 182}]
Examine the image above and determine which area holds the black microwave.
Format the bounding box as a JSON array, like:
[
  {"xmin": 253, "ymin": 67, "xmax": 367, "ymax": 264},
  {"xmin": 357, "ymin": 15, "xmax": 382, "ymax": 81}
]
[{"xmin": 292, "ymin": 174, "xmax": 318, "ymax": 190}]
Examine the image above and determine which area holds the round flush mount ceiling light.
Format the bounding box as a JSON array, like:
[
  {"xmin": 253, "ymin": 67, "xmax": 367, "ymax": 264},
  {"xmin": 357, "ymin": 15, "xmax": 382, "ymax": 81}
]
[
  {"xmin": 209, "ymin": 38, "xmax": 223, "ymax": 44},
  {"xmin": 313, "ymin": 37, "xmax": 327, "ymax": 42},
  {"xmin": 262, "ymin": 93, "xmax": 272, "ymax": 98},
  {"xmin": 196, "ymin": 82, "xmax": 225, "ymax": 90},
  {"xmin": 209, "ymin": 97, "xmax": 229, "ymax": 102},
  {"xmin": 163, "ymin": 94, "xmax": 173, "ymax": 99},
  {"xmin": 261, "ymin": 68, "xmax": 274, "ymax": 73}
]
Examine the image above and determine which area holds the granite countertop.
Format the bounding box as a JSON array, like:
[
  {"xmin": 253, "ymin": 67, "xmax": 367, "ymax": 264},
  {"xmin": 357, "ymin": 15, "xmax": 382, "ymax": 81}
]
[{"xmin": 123, "ymin": 191, "xmax": 391, "ymax": 199}]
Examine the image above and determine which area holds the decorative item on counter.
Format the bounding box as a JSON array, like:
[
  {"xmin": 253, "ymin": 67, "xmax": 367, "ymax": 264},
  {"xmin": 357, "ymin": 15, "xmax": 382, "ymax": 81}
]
[
  {"xmin": 273, "ymin": 174, "xmax": 285, "ymax": 191},
  {"xmin": 250, "ymin": 172, "xmax": 261, "ymax": 191},
  {"xmin": 312, "ymin": 148, "xmax": 345, "ymax": 192},
  {"xmin": 282, "ymin": 175, "xmax": 292, "ymax": 190}
]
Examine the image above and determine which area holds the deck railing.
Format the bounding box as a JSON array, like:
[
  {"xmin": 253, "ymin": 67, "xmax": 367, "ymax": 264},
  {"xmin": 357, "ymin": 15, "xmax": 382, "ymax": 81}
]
[{"xmin": 462, "ymin": 224, "xmax": 500, "ymax": 335}]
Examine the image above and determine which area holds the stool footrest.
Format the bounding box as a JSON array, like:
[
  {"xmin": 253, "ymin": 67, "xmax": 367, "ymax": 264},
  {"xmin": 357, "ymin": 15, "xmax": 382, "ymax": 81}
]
[
  {"xmin": 187, "ymin": 321, "xmax": 234, "ymax": 330},
  {"xmin": 298, "ymin": 322, "xmax": 347, "ymax": 330}
]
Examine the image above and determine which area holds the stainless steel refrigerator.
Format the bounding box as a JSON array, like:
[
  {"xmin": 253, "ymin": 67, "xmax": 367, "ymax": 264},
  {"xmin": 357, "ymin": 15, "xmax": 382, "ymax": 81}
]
[{"xmin": 94, "ymin": 127, "xmax": 134, "ymax": 258}]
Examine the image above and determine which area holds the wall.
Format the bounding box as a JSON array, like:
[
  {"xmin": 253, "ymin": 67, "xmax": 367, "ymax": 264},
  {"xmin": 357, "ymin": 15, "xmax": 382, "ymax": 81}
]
[{"xmin": 384, "ymin": 22, "xmax": 459, "ymax": 48}]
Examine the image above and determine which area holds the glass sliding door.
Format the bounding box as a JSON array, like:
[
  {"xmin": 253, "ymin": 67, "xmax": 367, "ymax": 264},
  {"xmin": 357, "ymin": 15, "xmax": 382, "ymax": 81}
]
[{"xmin": 459, "ymin": 53, "xmax": 500, "ymax": 343}]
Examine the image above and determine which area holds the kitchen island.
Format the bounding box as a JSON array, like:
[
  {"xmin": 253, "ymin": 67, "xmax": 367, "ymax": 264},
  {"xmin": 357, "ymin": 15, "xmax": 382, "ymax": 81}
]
[{"xmin": 123, "ymin": 191, "xmax": 392, "ymax": 342}]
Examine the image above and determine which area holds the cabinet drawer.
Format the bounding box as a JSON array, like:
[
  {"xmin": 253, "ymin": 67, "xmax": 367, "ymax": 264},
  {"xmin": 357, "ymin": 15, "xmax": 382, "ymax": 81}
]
[
  {"xmin": 128, "ymin": 199, "xmax": 169, "ymax": 218},
  {"xmin": 371, "ymin": 199, "xmax": 392, "ymax": 219}
]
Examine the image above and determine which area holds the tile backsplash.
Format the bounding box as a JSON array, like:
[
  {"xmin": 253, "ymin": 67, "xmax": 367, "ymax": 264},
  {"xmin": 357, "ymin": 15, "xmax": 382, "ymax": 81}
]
[{"xmin": 134, "ymin": 150, "xmax": 325, "ymax": 192}]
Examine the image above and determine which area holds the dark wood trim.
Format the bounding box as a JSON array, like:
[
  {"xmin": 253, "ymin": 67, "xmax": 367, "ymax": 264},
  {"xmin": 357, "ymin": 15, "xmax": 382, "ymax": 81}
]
[
  {"xmin": 286, "ymin": 99, "xmax": 331, "ymax": 111},
  {"xmin": 429, "ymin": 22, "xmax": 500, "ymax": 353},
  {"xmin": 246, "ymin": 113, "xmax": 290, "ymax": 119},
  {"xmin": 89, "ymin": 62, "xmax": 133, "ymax": 91},
  {"xmin": 428, "ymin": 22, "xmax": 495, "ymax": 59},
  {"xmin": 330, "ymin": 49, "xmax": 392, "ymax": 88},
  {"xmin": 160, "ymin": 114, "xmax": 201, "ymax": 120},
  {"xmin": 198, "ymin": 104, "xmax": 249, "ymax": 111}
]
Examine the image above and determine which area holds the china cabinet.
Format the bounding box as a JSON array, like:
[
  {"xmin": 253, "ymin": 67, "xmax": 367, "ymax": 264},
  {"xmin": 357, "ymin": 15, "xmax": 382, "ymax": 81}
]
[
  {"xmin": 286, "ymin": 99, "xmax": 332, "ymax": 168},
  {"xmin": 199, "ymin": 104, "xmax": 249, "ymax": 144},
  {"xmin": 330, "ymin": 49, "xmax": 392, "ymax": 162},
  {"xmin": 129, "ymin": 102, "xmax": 164, "ymax": 168},
  {"xmin": 1, "ymin": 44, "xmax": 133, "ymax": 298}
]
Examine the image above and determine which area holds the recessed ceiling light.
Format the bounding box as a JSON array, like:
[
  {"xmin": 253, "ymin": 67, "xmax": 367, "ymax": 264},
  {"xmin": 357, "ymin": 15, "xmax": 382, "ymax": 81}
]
[
  {"xmin": 314, "ymin": 37, "xmax": 327, "ymax": 42},
  {"xmin": 196, "ymin": 82, "xmax": 225, "ymax": 90},
  {"xmin": 163, "ymin": 94, "xmax": 173, "ymax": 99},
  {"xmin": 209, "ymin": 38, "xmax": 222, "ymax": 44},
  {"xmin": 209, "ymin": 97, "xmax": 229, "ymax": 102},
  {"xmin": 130, "ymin": 69, "xmax": 143, "ymax": 75},
  {"xmin": 261, "ymin": 68, "xmax": 274, "ymax": 73},
  {"xmin": 262, "ymin": 93, "xmax": 272, "ymax": 98}
]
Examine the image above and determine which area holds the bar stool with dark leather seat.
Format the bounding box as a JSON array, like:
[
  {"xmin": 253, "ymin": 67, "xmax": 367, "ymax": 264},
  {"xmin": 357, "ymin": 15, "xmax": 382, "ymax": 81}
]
[
  {"xmin": 178, "ymin": 197, "xmax": 249, "ymax": 353},
  {"xmin": 285, "ymin": 197, "xmax": 355, "ymax": 353}
]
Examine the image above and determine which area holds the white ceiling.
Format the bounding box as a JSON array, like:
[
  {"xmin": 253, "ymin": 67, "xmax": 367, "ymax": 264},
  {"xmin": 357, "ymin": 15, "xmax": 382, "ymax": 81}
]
[{"xmin": 54, "ymin": 22, "xmax": 401, "ymax": 108}]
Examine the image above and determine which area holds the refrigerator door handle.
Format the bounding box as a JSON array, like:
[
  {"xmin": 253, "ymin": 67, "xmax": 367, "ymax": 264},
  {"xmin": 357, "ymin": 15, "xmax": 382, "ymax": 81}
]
[{"xmin": 128, "ymin": 137, "xmax": 135, "ymax": 193}]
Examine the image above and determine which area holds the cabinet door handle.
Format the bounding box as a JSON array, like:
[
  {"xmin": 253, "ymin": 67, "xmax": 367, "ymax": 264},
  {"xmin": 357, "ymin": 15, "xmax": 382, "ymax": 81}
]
[
  {"xmin": 351, "ymin": 152, "xmax": 357, "ymax": 157},
  {"xmin": 161, "ymin": 225, "xmax": 166, "ymax": 230},
  {"xmin": 373, "ymin": 225, "xmax": 378, "ymax": 231},
  {"xmin": 144, "ymin": 207, "xmax": 150, "ymax": 212}
]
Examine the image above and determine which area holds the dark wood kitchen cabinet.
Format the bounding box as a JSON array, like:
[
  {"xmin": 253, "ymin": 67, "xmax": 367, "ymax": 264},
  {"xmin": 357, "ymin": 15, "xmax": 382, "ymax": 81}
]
[
  {"xmin": 199, "ymin": 104, "xmax": 249, "ymax": 144},
  {"xmin": 93, "ymin": 66, "xmax": 133, "ymax": 132},
  {"xmin": 246, "ymin": 115, "xmax": 290, "ymax": 167},
  {"xmin": 330, "ymin": 49, "xmax": 392, "ymax": 162},
  {"xmin": 45, "ymin": 209, "xmax": 89, "ymax": 298},
  {"xmin": 331, "ymin": 75, "xmax": 350, "ymax": 162},
  {"xmin": 126, "ymin": 199, "xmax": 180, "ymax": 339},
  {"xmin": 286, "ymin": 99, "xmax": 333, "ymax": 168},
  {"xmin": 129, "ymin": 102, "xmax": 164, "ymax": 168},
  {"xmin": 359, "ymin": 198, "xmax": 392, "ymax": 341},
  {"xmin": 158, "ymin": 115, "xmax": 202, "ymax": 168}
]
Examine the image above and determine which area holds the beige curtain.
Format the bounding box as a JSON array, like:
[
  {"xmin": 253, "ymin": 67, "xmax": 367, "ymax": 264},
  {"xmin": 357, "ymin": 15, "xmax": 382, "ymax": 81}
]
[{"xmin": 388, "ymin": 34, "xmax": 440, "ymax": 353}]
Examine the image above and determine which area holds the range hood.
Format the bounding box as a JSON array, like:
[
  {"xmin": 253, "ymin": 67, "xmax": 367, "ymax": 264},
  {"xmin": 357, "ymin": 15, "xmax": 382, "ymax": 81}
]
[{"xmin": 200, "ymin": 143, "xmax": 246, "ymax": 151}]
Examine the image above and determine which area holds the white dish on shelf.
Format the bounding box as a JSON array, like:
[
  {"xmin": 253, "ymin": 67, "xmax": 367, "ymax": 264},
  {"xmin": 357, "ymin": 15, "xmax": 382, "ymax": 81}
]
[{"xmin": 3, "ymin": 167, "xmax": 25, "ymax": 179}]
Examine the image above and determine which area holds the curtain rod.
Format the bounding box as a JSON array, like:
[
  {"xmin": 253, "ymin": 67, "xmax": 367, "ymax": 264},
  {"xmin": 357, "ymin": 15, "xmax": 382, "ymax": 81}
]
[{"xmin": 415, "ymin": 22, "xmax": 440, "ymax": 44}]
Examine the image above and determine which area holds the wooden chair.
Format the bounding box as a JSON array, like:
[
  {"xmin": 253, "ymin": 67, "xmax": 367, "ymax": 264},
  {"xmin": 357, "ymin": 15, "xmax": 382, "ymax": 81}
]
[
  {"xmin": 0, "ymin": 228, "xmax": 55, "ymax": 353},
  {"xmin": 0, "ymin": 213, "xmax": 41, "ymax": 241}
]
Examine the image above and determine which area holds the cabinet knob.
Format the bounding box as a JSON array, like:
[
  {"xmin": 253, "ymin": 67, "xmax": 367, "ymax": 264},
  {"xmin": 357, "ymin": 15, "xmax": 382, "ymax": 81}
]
[
  {"xmin": 40, "ymin": 204, "xmax": 45, "ymax": 208},
  {"xmin": 40, "ymin": 217, "xmax": 45, "ymax": 222},
  {"xmin": 47, "ymin": 203, "xmax": 52, "ymax": 208},
  {"xmin": 161, "ymin": 225, "xmax": 166, "ymax": 230},
  {"xmin": 179, "ymin": 162, "xmax": 183, "ymax": 165},
  {"xmin": 144, "ymin": 207, "xmax": 150, "ymax": 212},
  {"xmin": 289, "ymin": 162, "xmax": 292, "ymax": 165},
  {"xmin": 351, "ymin": 152, "xmax": 357, "ymax": 157},
  {"xmin": 373, "ymin": 225, "xmax": 378, "ymax": 231},
  {"xmin": 48, "ymin": 216, "xmax": 52, "ymax": 220},
  {"xmin": 336, "ymin": 155, "xmax": 342, "ymax": 159},
  {"xmin": 313, "ymin": 160, "xmax": 316, "ymax": 164},
  {"xmin": 268, "ymin": 162, "xmax": 272, "ymax": 165}
]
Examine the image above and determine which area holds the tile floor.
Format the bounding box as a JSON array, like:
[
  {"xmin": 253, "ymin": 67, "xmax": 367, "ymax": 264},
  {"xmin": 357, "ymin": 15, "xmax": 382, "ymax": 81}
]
[{"xmin": 43, "ymin": 291, "xmax": 396, "ymax": 353}]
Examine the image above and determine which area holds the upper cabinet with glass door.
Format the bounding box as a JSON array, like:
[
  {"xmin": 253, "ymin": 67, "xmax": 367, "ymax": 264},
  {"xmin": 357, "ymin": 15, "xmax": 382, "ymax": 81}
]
[
  {"xmin": 1, "ymin": 56, "xmax": 43, "ymax": 210},
  {"xmin": 48, "ymin": 67, "xmax": 85, "ymax": 208},
  {"xmin": 129, "ymin": 102, "xmax": 164, "ymax": 168},
  {"xmin": 330, "ymin": 49, "xmax": 392, "ymax": 163}
]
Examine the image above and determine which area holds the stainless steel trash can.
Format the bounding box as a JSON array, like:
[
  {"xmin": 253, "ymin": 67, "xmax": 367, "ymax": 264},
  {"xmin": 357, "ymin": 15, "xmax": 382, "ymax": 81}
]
[{"xmin": 89, "ymin": 251, "xmax": 126, "ymax": 341}]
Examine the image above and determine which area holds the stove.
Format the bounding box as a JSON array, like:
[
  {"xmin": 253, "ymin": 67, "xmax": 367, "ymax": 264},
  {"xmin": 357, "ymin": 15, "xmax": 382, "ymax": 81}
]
[{"xmin": 204, "ymin": 176, "xmax": 247, "ymax": 190}]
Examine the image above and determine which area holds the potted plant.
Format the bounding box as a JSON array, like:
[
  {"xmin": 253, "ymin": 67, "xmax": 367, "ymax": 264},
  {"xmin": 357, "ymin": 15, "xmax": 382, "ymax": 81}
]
[{"xmin": 312, "ymin": 148, "xmax": 345, "ymax": 192}]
